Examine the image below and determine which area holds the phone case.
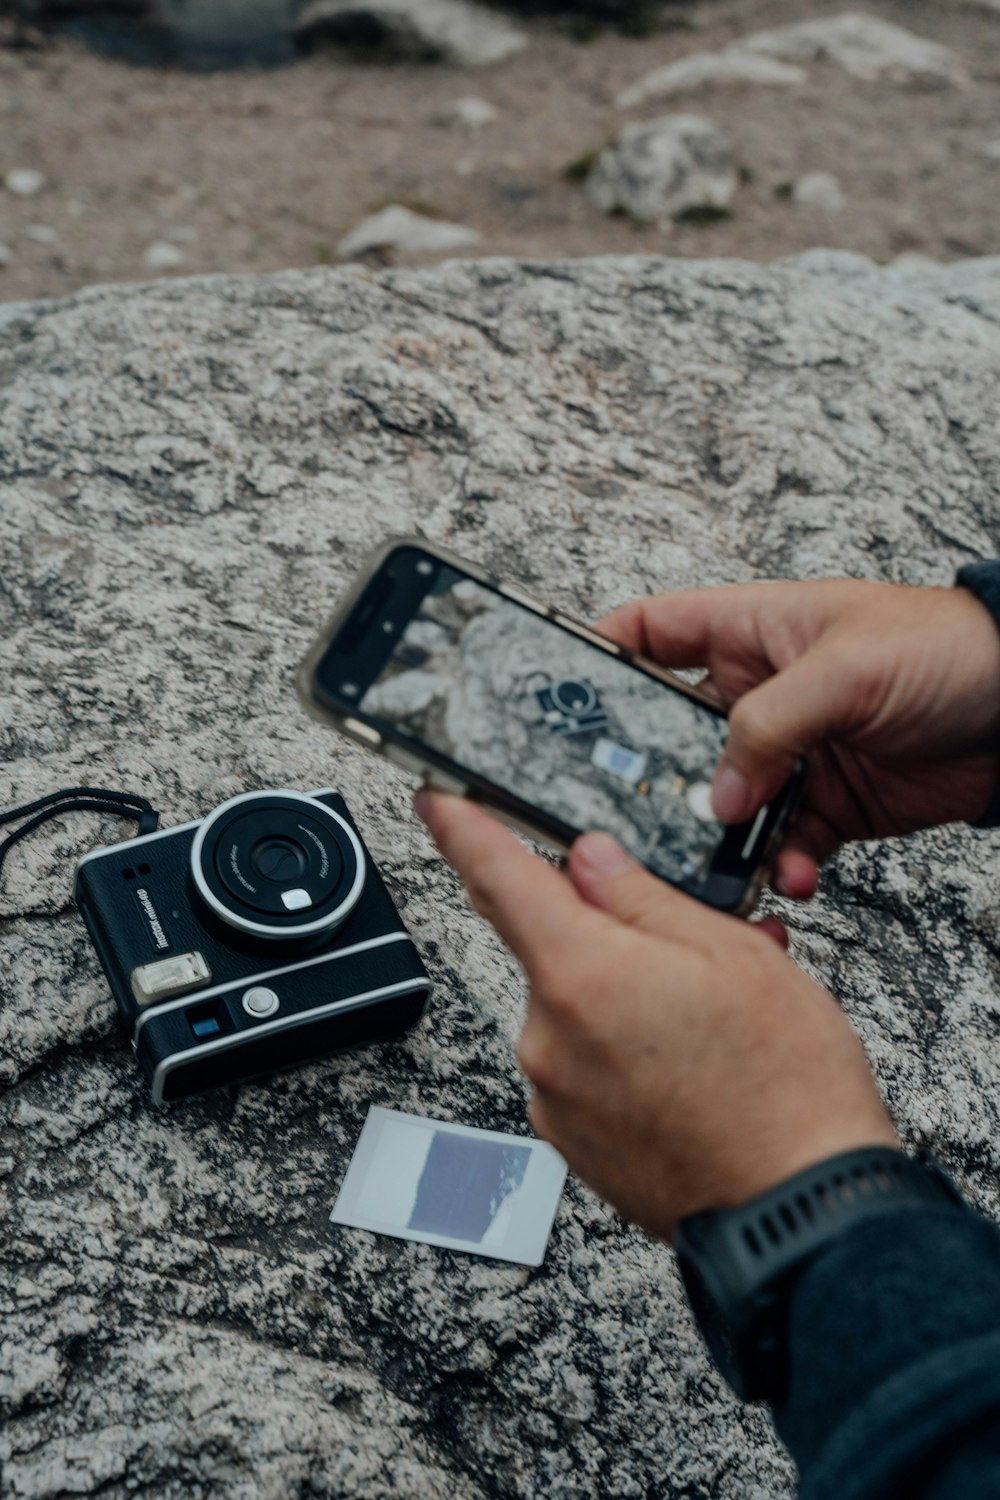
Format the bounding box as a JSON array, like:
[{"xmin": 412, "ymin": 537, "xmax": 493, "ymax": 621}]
[{"xmin": 296, "ymin": 536, "xmax": 801, "ymax": 917}]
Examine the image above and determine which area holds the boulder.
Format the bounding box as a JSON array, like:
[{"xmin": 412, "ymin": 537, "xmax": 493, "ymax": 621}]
[
  {"xmin": 293, "ymin": 0, "xmax": 527, "ymax": 66},
  {"xmin": 3, "ymin": 252, "xmax": 1000, "ymax": 1498},
  {"xmin": 585, "ymin": 114, "xmax": 736, "ymax": 222},
  {"xmin": 741, "ymin": 11, "xmax": 967, "ymax": 86},
  {"xmin": 617, "ymin": 48, "xmax": 805, "ymax": 110}
]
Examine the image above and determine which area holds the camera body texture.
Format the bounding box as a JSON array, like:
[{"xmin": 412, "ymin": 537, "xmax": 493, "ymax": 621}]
[{"xmin": 73, "ymin": 788, "xmax": 430, "ymax": 1103}]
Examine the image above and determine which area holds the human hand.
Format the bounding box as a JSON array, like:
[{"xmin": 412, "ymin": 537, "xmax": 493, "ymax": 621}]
[
  {"xmin": 600, "ymin": 579, "xmax": 1000, "ymax": 901},
  {"xmin": 415, "ymin": 791, "xmax": 897, "ymax": 1241}
]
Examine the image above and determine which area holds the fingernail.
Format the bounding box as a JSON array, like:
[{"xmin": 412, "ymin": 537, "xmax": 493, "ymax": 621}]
[
  {"xmin": 413, "ymin": 787, "xmax": 431, "ymax": 821},
  {"xmin": 574, "ymin": 831, "xmax": 636, "ymax": 876},
  {"xmin": 774, "ymin": 871, "xmax": 794, "ymax": 898},
  {"xmin": 711, "ymin": 764, "xmax": 754, "ymax": 824}
]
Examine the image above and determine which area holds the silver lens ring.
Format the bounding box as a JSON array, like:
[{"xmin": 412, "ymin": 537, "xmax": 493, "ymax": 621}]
[{"xmin": 190, "ymin": 789, "xmax": 366, "ymax": 940}]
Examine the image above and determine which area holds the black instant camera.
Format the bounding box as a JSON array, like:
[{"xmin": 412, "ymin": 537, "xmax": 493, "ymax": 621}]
[
  {"xmin": 532, "ymin": 674, "xmax": 608, "ymax": 737},
  {"xmin": 73, "ymin": 788, "xmax": 430, "ymax": 1103}
]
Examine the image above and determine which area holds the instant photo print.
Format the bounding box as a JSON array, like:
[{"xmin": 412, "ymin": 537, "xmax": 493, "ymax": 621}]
[{"xmin": 331, "ymin": 1107, "xmax": 568, "ymax": 1266}]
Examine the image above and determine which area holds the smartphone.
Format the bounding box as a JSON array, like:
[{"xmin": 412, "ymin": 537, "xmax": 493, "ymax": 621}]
[{"xmin": 298, "ymin": 538, "xmax": 803, "ymax": 915}]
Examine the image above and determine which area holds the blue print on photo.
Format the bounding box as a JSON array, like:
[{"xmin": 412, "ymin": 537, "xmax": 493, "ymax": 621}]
[{"xmin": 407, "ymin": 1133, "xmax": 531, "ymax": 1243}]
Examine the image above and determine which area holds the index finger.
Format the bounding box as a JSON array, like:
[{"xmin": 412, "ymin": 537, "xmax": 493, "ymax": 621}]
[
  {"xmin": 414, "ymin": 790, "xmax": 601, "ymax": 972},
  {"xmin": 597, "ymin": 588, "xmax": 748, "ymax": 666}
]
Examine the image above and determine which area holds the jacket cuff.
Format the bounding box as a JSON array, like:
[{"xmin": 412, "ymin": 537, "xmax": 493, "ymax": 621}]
[
  {"xmin": 774, "ymin": 1204, "xmax": 1000, "ymax": 1500},
  {"xmin": 955, "ymin": 560, "xmax": 1000, "ymax": 828}
]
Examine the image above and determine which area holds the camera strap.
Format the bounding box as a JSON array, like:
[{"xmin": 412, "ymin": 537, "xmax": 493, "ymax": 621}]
[{"xmin": 0, "ymin": 786, "xmax": 160, "ymax": 889}]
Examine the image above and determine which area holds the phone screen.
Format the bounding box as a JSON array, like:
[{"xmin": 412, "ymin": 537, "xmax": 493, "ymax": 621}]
[{"xmin": 349, "ymin": 557, "xmax": 744, "ymax": 889}]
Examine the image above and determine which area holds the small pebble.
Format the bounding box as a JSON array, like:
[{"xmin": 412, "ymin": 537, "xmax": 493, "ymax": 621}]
[
  {"xmin": 144, "ymin": 241, "xmax": 184, "ymax": 271},
  {"xmin": 165, "ymin": 226, "xmax": 199, "ymax": 244},
  {"xmin": 0, "ymin": 243, "xmax": 12, "ymax": 267},
  {"xmin": 335, "ymin": 204, "xmax": 479, "ymax": 260},
  {"xmin": 435, "ymin": 97, "xmax": 498, "ymax": 131},
  {"xmin": 22, "ymin": 224, "xmax": 59, "ymax": 245},
  {"xmin": 792, "ymin": 171, "xmax": 844, "ymax": 212},
  {"xmin": 5, "ymin": 168, "xmax": 46, "ymax": 198}
]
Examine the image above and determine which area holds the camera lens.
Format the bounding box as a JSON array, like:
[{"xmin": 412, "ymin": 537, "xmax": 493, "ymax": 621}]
[
  {"xmin": 251, "ymin": 836, "xmax": 308, "ymax": 883},
  {"xmin": 190, "ymin": 790, "xmax": 366, "ymax": 940}
]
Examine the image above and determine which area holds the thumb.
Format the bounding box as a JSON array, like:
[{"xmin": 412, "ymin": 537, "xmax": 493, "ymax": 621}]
[
  {"xmin": 712, "ymin": 645, "xmax": 858, "ymax": 823},
  {"xmin": 568, "ymin": 831, "xmax": 727, "ymax": 943}
]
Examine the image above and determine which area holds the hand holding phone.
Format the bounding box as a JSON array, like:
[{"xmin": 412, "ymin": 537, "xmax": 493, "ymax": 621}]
[
  {"xmin": 299, "ymin": 539, "xmax": 803, "ymax": 915},
  {"xmin": 599, "ymin": 576, "xmax": 1000, "ymax": 901},
  {"xmin": 412, "ymin": 788, "xmax": 897, "ymax": 1242}
]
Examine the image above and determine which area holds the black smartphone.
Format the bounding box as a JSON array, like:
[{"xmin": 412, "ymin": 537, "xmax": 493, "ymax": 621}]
[{"xmin": 298, "ymin": 538, "xmax": 803, "ymax": 915}]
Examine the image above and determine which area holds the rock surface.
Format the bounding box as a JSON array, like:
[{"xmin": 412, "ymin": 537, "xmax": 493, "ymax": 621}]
[
  {"xmin": 585, "ymin": 115, "xmax": 737, "ymax": 223},
  {"xmin": 616, "ymin": 49, "xmax": 806, "ymax": 110},
  {"xmin": 2, "ymin": 253, "xmax": 1000, "ymax": 1498},
  {"xmin": 742, "ymin": 11, "xmax": 967, "ymax": 86},
  {"xmin": 335, "ymin": 203, "xmax": 480, "ymax": 258},
  {"xmin": 293, "ymin": 0, "xmax": 527, "ymax": 66}
]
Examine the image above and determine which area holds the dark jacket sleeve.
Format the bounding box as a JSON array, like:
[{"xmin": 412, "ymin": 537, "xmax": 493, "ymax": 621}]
[
  {"xmin": 770, "ymin": 562, "xmax": 1000, "ymax": 1495},
  {"xmin": 957, "ymin": 559, "xmax": 1000, "ymax": 827},
  {"xmin": 774, "ymin": 1205, "xmax": 1000, "ymax": 1500}
]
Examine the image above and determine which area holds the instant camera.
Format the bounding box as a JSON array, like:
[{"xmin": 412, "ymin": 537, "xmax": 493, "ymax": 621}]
[{"xmin": 74, "ymin": 788, "xmax": 430, "ymax": 1103}]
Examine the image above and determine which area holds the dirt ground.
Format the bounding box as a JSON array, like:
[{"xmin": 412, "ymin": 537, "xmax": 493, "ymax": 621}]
[{"xmin": 1, "ymin": 0, "xmax": 1000, "ymax": 304}]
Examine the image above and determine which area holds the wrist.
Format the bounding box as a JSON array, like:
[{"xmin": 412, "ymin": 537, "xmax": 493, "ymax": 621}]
[
  {"xmin": 956, "ymin": 562, "xmax": 1000, "ymax": 824},
  {"xmin": 674, "ymin": 1146, "xmax": 968, "ymax": 1404}
]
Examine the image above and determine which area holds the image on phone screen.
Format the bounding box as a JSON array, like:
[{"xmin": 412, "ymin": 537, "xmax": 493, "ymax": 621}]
[{"xmin": 355, "ymin": 562, "xmax": 736, "ymax": 888}]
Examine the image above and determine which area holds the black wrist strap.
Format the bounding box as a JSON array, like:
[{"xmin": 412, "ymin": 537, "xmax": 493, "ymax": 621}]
[
  {"xmin": 0, "ymin": 787, "xmax": 159, "ymax": 890},
  {"xmin": 675, "ymin": 1147, "xmax": 967, "ymax": 1404}
]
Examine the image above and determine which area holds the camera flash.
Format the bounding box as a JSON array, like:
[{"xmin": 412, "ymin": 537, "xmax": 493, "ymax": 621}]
[
  {"xmin": 131, "ymin": 951, "xmax": 211, "ymax": 1007},
  {"xmin": 280, "ymin": 888, "xmax": 311, "ymax": 911}
]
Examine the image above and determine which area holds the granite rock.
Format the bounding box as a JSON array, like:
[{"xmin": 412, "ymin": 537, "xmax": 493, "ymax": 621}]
[
  {"xmin": 2, "ymin": 252, "xmax": 1000, "ymax": 1498},
  {"xmin": 585, "ymin": 115, "xmax": 737, "ymax": 222}
]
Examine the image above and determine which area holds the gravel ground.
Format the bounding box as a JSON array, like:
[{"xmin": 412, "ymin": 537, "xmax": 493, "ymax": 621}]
[{"xmin": 1, "ymin": 3, "xmax": 1000, "ymax": 302}]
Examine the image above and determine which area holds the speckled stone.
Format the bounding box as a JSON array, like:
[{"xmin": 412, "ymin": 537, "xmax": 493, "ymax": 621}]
[{"xmin": 2, "ymin": 252, "xmax": 1000, "ymax": 1498}]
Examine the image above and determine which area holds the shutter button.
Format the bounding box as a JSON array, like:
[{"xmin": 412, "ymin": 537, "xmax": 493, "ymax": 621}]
[{"xmin": 242, "ymin": 986, "xmax": 279, "ymax": 1018}]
